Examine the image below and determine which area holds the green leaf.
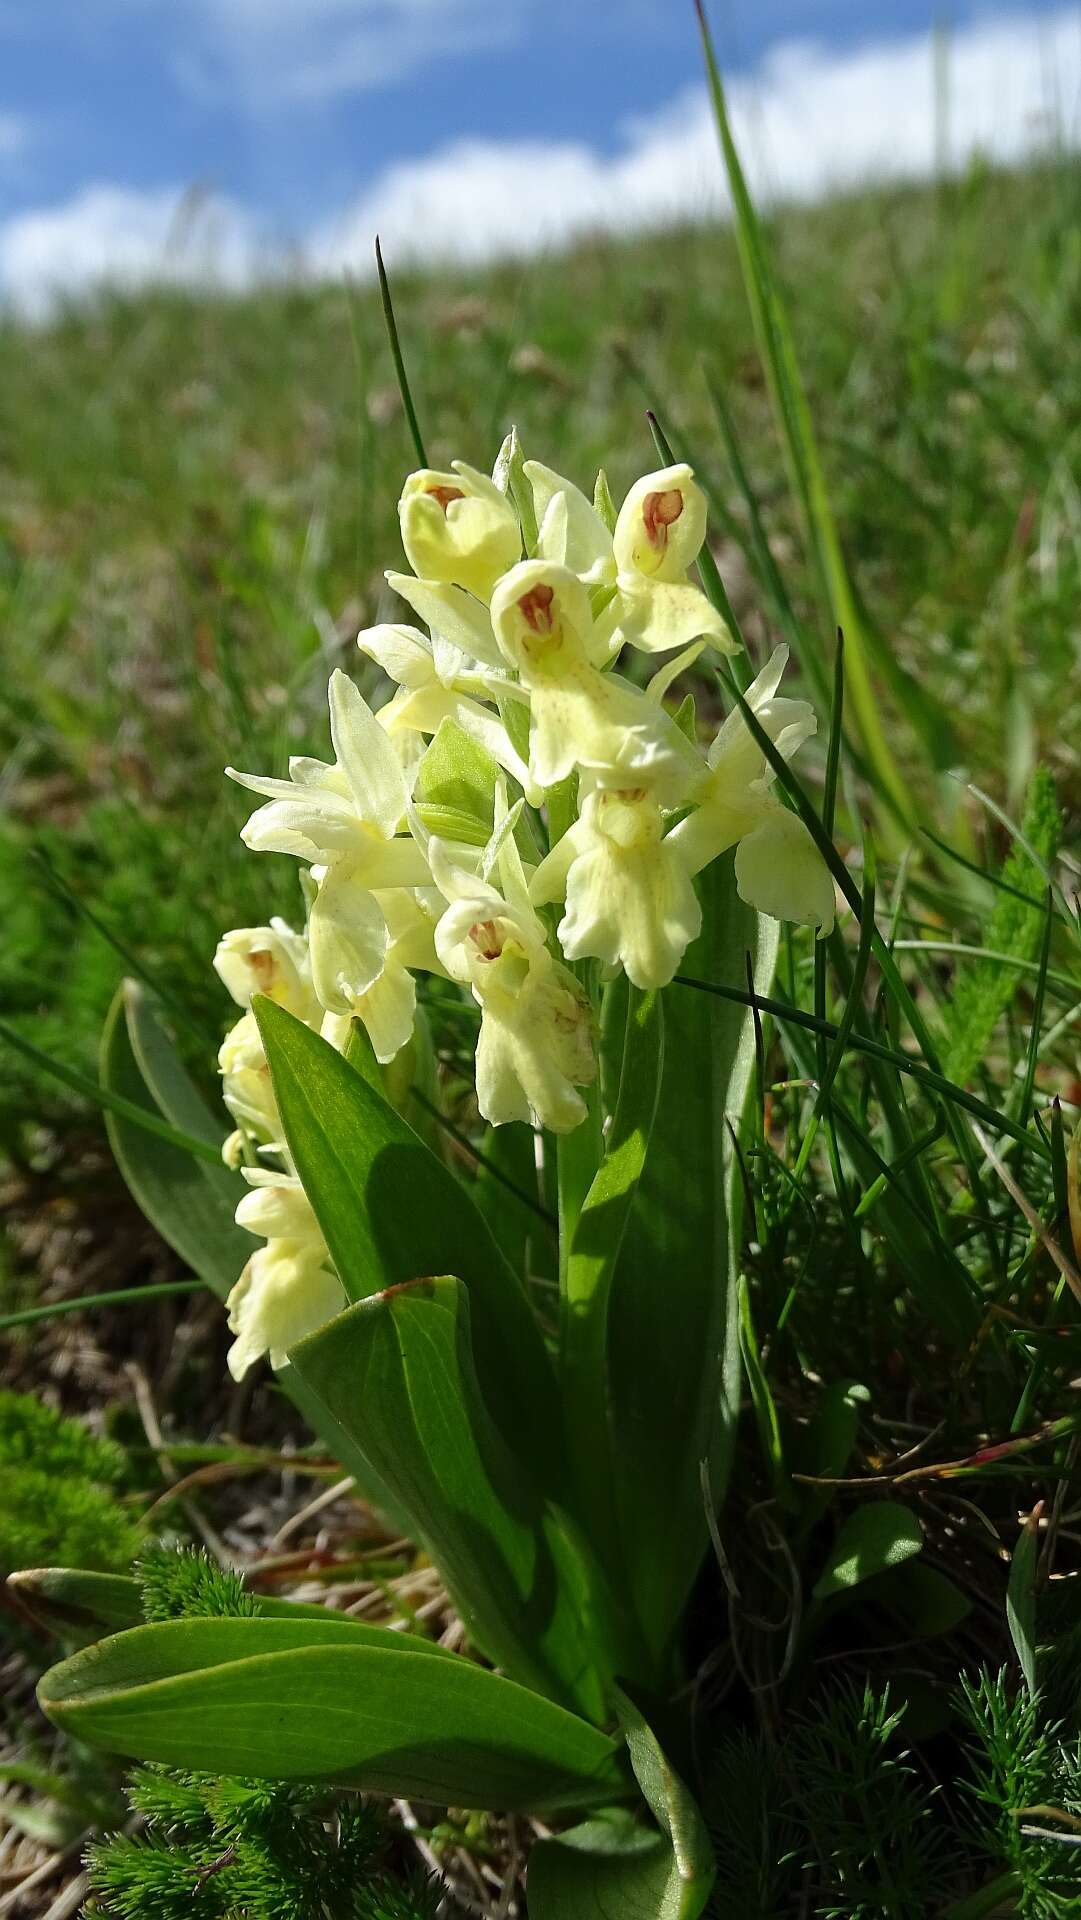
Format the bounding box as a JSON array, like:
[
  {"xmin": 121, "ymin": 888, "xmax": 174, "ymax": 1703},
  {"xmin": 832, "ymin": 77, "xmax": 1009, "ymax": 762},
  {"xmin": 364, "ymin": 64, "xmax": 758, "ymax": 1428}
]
[
  {"xmin": 607, "ymin": 853, "xmax": 779, "ymax": 1667},
  {"xmin": 290, "ymin": 1275, "xmax": 610, "ymax": 1722},
  {"xmin": 416, "ymin": 717, "xmax": 498, "ymax": 828},
  {"xmin": 616, "ymin": 1692, "xmax": 715, "ymax": 1907},
  {"xmin": 38, "ymin": 1616, "xmax": 622, "ymax": 1812},
  {"xmin": 101, "ymin": 982, "xmax": 251, "ymax": 1301},
  {"xmin": 529, "ymin": 1810, "xmax": 706, "ymax": 1920},
  {"xmin": 253, "ymin": 996, "xmax": 561, "ymax": 1496},
  {"xmin": 878, "ymin": 1563, "xmax": 972, "ymax": 1640},
  {"xmin": 7, "ymin": 1565, "xmax": 382, "ymax": 1647},
  {"xmin": 561, "ymin": 987, "xmax": 663, "ymax": 1587},
  {"xmin": 7, "ymin": 1567, "xmax": 145, "ymax": 1645},
  {"xmin": 529, "ymin": 1702, "xmax": 714, "ymax": 1920},
  {"xmin": 813, "ymin": 1502, "xmax": 924, "ymax": 1601},
  {"xmin": 1007, "ymin": 1506, "xmax": 1040, "ymax": 1694}
]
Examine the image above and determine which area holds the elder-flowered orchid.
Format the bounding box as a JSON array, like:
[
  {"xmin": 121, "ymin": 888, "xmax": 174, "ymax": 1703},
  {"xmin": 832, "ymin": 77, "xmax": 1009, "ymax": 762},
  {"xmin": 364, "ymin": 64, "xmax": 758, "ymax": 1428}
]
[
  {"xmin": 608, "ymin": 463, "xmax": 737, "ymax": 656},
  {"xmin": 210, "ymin": 438, "xmax": 847, "ymax": 1386},
  {"xmin": 669, "ymin": 646, "xmax": 836, "ymax": 932},
  {"xmin": 430, "ymin": 813, "xmax": 596, "ymax": 1133}
]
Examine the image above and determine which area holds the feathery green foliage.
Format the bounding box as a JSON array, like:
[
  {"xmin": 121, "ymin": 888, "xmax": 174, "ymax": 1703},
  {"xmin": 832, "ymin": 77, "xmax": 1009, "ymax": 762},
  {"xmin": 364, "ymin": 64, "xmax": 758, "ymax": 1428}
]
[
  {"xmin": 135, "ymin": 1545, "xmax": 258, "ymax": 1623},
  {"xmin": 0, "ymin": 1391, "xmax": 141, "ymax": 1578}
]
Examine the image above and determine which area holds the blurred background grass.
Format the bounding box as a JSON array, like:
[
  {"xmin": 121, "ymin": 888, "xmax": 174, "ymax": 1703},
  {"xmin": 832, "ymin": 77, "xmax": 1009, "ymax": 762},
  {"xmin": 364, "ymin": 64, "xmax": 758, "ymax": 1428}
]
[{"xmin": 1, "ymin": 151, "xmax": 1079, "ymax": 1150}]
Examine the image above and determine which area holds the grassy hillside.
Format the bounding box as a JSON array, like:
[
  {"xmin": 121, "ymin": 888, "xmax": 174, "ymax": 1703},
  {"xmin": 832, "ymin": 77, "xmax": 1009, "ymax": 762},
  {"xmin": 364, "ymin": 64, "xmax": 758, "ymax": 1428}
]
[{"xmin": 0, "ymin": 153, "xmax": 1079, "ymax": 1140}]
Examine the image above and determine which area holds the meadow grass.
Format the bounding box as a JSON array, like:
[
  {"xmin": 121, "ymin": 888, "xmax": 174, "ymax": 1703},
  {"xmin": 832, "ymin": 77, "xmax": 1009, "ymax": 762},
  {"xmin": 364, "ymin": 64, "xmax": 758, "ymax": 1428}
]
[{"xmin": 1, "ymin": 152, "xmax": 1079, "ymax": 1153}]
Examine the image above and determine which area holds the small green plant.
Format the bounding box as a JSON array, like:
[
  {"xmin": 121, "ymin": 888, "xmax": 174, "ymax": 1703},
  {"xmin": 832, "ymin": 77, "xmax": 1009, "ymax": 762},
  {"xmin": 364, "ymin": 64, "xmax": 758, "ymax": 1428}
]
[{"xmin": 0, "ymin": 1389, "xmax": 142, "ymax": 1582}]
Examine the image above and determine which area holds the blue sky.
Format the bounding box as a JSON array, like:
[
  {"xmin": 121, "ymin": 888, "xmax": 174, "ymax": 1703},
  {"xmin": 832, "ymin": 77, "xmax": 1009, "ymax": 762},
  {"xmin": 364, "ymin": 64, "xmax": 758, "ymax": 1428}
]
[{"xmin": 0, "ymin": 0, "xmax": 1077, "ymax": 307}]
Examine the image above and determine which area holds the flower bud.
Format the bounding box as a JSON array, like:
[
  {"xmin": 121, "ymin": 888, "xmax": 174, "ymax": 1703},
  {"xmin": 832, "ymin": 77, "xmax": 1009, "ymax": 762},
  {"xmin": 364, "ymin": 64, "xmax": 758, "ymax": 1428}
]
[{"xmin": 399, "ymin": 461, "xmax": 521, "ymax": 601}]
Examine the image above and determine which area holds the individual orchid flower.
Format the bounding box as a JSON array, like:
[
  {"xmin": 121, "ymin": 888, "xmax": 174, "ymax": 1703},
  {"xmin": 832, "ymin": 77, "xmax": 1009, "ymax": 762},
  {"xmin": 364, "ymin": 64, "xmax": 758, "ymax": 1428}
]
[
  {"xmin": 668, "ymin": 646, "xmax": 836, "ymax": 932},
  {"xmin": 308, "ymin": 878, "xmax": 441, "ymax": 1064},
  {"xmin": 609, "ymin": 463, "xmax": 736, "ymax": 656},
  {"xmin": 531, "ymin": 779, "xmax": 701, "ymax": 991},
  {"xmin": 225, "ymin": 1167, "xmax": 344, "ymax": 1379},
  {"xmin": 357, "ymin": 621, "xmax": 538, "ymax": 802},
  {"xmin": 489, "ymin": 560, "xmax": 700, "ymax": 797},
  {"xmin": 217, "ymin": 1010, "xmax": 282, "ymax": 1165},
  {"xmin": 398, "ymin": 462, "xmax": 521, "ymax": 602},
  {"xmin": 212, "ymin": 920, "xmax": 319, "ymax": 1024},
  {"xmin": 429, "ymin": 813, "xmax": 596, "ymax": 1133},
  {"xmin": 227, "ymin": 670, "xmax": 430, "ymax": 999}
]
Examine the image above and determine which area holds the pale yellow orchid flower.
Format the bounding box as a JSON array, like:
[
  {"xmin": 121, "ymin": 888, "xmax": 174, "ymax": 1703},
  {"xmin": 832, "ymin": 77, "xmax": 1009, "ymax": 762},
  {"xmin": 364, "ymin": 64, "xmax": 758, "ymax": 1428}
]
[
  {"xmin": 357, "ymin": 620, "xmax": 538, "ymax": 803},
  {"xmin": 489, "ymin": 560, "xmax": 699, "ymax": 797},
  {"xmin": 226, "ymin": 1167, "xmax": 344, "ymax": 1379},
  {"xmin": 227, "ymin": 670, "xmax": 430, "ymax": 1004},
  {"xmin": 609, "ymin": 462, "xmax": 737, "ymax": 656},
  {"xmin": 308, "ymin": 878, "xmax": 441, "ymax": 1064},
  {"xmin": 669, "ymin": 646, "xmax": 836, "ymax": 932},
  {"xmin": 531, "ymin": 780, "xmax": 702, "ymax": 991},
  {"xmin": 213, "ymin": 920, "xmax": 319, "ymax": 1023},
  {"xmin": 429, "ymin": 817, "xmax": 595, "ymax": 1133},
  {"xmin": 399, "ymin": 461, "xmax": 521, "ymax": 602}
]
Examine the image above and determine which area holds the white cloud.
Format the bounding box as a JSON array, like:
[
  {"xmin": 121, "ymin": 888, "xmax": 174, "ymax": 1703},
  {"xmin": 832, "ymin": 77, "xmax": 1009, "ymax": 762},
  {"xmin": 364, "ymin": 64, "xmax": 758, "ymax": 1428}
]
[
  {"xmin": 180, "ymin": 0, "xmax": 519, "ymax": 105},
  {"xmin": 317, "ymin": 8, "xmax": 1081, "ymax": 270},
  {"xmin": 0, "ymin": 183, "xmax": 263, "ymax": 318},
  {"xmin": 3, "ymin": 7, "xmax": 1079, "ymax": 312}
]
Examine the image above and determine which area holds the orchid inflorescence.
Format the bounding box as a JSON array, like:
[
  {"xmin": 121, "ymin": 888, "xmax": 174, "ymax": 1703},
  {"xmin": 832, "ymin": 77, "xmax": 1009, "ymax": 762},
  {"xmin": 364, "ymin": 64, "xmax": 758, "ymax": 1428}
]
[{"xmin": 211, "ymin": 439, "xmax": 835, "ymax": 1378}]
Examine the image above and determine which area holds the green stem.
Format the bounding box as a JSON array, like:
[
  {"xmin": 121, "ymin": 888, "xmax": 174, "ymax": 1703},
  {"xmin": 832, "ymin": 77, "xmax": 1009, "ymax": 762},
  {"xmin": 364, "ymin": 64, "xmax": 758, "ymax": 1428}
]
[
  {"xmin": 939, "ymin": 1869, "xmax": 1021, "ymax": 1918},
  {"xmin": 0, "ymin": 1281, "xmax": 202, "ymax": 1332}
]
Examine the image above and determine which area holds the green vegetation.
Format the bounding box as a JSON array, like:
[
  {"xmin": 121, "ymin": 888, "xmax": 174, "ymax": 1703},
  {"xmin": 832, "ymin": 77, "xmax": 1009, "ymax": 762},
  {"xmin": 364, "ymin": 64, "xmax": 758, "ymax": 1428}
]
[{"xmin": 2, "ymin": 46, "xmax": 1081, "ymax": 1917}]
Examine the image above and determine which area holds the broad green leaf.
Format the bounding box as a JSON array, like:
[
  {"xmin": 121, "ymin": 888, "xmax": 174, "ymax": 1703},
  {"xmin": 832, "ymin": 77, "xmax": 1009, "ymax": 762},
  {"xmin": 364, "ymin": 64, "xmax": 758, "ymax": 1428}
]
[
  {"xmin": 123, "ymin": 979, "xmax": 230, "ymax": 1156},
  {"xmin": 878, "ymin": 1563, "xmax": 972, "ymax": 1640},
  {"xmin": 253, "ymin": 996, "xmax": 561, "ymax": 1495},
  {"xmin": 101, "ymin": 982, "xmax": 250, "ymax": 1301},
  {"xmin": 290, "ymin": 1276, "xmax": 610, "ymax": 1722},
  {"xmin": 561, "ymin": 987, "xmax": 663, "ymax": 1586},
  {"xmin": 7, "ymin": 1567, "xmax": 145, "ymax": 1645},
  {"xmin": 813, "ymin": 1502, "xmax": 923, "ymax": 1601},
  {"xmin": 1007, "ymin": 1506, "xmax": 1040, "ymax": 1694},
  {"xmin": 7, "ymin": 1565, "xmax": 384, "ymax": 1647},
  {"xmin": 529, "ymin": 1809, "xmax": 705, "ymax": 1920},
  {"xmin": 616, "ymin": 1691, "xmax": 715, "ymax": 1913},
  {"xmin": 607, "ymin": 853, "xmax": 779, "ymax": 1668},
  {"xmin": 39, "ymin": 1616, "xmax": 622, "ymax": 1812},
  {"xmin": 797, "ymin": 1379, "xmax": 870, "ymax": 1531}
]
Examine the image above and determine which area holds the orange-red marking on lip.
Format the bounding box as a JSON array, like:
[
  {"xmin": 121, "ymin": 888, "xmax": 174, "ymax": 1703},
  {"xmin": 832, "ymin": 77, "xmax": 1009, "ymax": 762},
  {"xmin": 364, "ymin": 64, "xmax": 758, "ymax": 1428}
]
[
  {"xmin": 643, "ymin": 487, "xmax": 684, "ymax": 549},
  {"xmin": 249, "ymin": 949, "xmax": 276, "ymax": 987},
  {"xmin": 469, "ymin": 918, "xmax": 504, "ymax": 961},
  {"xmin": 518, "ymin": 583, "xmax": 556, "ymax": 633},
  {"xmin": 426, "ymin": 484, "xmax": 466, "ymax": 513}
]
